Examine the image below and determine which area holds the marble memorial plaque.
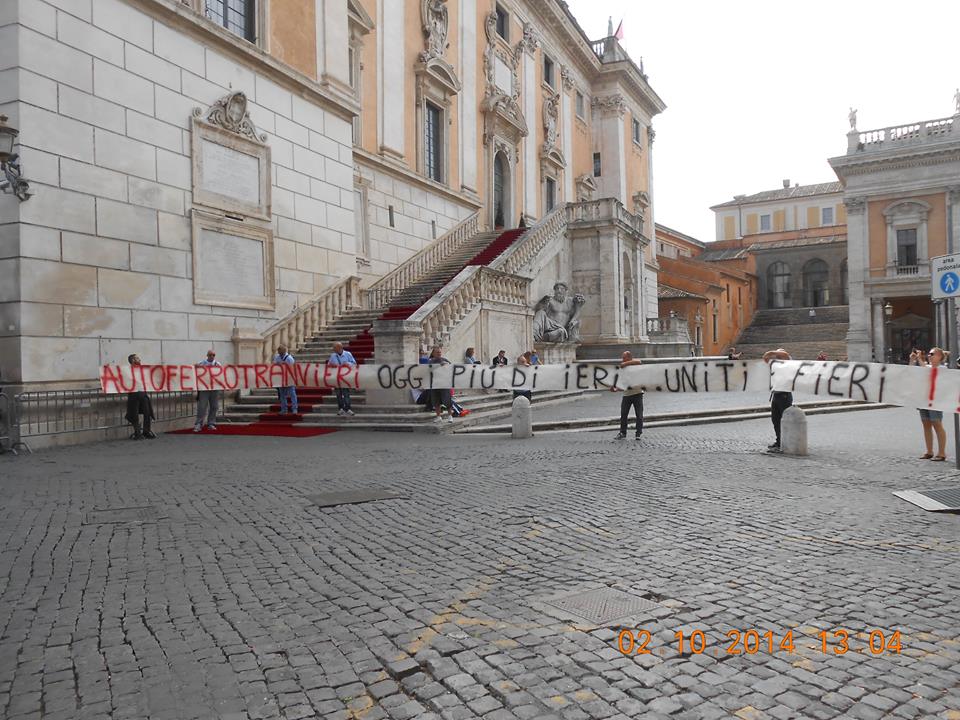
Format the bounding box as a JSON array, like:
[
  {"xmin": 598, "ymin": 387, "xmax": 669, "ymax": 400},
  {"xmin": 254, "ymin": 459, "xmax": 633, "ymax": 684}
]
[
  {"xmin": 495, "ymin": 56, "xmax": 513, "ymax": 95},
  {"xmin": 200, "ymin": 139, "xmax": 261, "ymax": 206},
  {"xmin": 198, "ymin": 228, "xmax": 265, "ymax": 297}
]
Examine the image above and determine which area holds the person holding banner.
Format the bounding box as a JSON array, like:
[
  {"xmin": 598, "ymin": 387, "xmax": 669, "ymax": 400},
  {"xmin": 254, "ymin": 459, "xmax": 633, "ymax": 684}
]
[
  {"xmin": 427, "ymin": 346, "xmax": 454, "ymax": 423},
  {"xmin": 912, "ymin": 347, "xmax": 948, "ymax": 461},
  {"xmin": 272, "ymin": 345, "xmax": 298, "ymax": 415},
  {"xmin": 762, "ymin": 348, "xmax": 792, "ymax": 452},
  {"xmin": 328, "ymin": 342, "xmax": 356, "ymax": 416},
  {"xmin": 125, "ymin": 353, "xmax": 155, "ymax": 440},
  {"xmin": 611, "ymin": 351, "xmax": 644, "ymax": 440},
  {"xmin": 194, "ymin": 350, "xmax": 221, "ymax": 432}
]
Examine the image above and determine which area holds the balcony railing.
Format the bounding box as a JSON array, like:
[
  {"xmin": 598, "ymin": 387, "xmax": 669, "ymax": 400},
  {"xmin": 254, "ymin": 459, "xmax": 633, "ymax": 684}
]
[
  {"xmin": 896, "ymin": 264, "xmax": 919, "ymax": 276},
  {"xmin": 850, "ymin": 116, "xmax": 956, "ymax": 154},
  {"xmin": 646, "ymin": 316, "xmax": 687, "ymax": 334}
]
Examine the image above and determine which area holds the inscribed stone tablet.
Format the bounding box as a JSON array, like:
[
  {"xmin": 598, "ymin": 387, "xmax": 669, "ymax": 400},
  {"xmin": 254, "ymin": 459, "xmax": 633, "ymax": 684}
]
[
  {"xmin": 495, "ymin": 56, "xmax": 513, "ymax": 95},
  {"xmin": 200, "ymin": 139, "xmax": 260, "ymax": 205},
  {"xmin": 198, "ymin": 228, "xmax": 265, "ymax": 298}
]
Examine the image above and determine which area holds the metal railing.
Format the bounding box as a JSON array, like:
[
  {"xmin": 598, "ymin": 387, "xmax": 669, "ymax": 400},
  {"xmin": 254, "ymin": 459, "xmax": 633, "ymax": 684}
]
[{"xmin": 10, "ymin": 389, "xmax": 217, "ymax": 447}]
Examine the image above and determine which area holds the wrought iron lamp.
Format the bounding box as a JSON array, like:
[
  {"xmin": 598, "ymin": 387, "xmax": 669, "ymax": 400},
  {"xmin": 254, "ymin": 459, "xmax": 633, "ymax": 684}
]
[{"xmin": 0, "ymin": 115, "xmax": 31, "ymax": 201}]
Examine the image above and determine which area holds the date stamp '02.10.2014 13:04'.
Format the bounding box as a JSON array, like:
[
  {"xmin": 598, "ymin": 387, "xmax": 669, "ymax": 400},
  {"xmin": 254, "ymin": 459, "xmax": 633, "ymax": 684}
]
[{"xmin": 615, "ymin": 629, "xmax": 903, "ymax": 658}]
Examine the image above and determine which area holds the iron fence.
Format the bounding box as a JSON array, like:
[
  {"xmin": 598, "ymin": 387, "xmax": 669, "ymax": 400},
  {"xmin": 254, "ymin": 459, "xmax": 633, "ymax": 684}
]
[{"xmin": 11, "ymin": 389, "xmax": 224, "ymax": 443}]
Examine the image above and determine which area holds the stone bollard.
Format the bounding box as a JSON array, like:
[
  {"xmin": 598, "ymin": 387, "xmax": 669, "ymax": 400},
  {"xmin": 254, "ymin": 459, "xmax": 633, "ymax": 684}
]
[
  {"xmin": 511, "ymin": 395, "xmax": 533, "ymax": 439},
  {"xmin": 780, "ymin": 406, "xmax": 808, "ymax": 456}
]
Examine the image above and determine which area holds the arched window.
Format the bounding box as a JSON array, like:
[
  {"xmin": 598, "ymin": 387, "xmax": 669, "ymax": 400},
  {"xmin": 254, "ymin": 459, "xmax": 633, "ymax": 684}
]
[
  {"xmin": 767, "ymin": 262, "xmax": 791, "ymax": 308},
  {"xmin": 802, "ymin": 259, "xmax": 829, "ymax": 307}
]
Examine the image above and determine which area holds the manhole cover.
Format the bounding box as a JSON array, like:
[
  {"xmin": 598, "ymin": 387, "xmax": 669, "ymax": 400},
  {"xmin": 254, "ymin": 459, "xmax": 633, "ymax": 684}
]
[
  {"xmin": 894, "ymin": 487, "xmax": 960, "ymax": 512},
  {"xmin": 307, "ymin": 489, "xmax": 404, "ymax": 507},
  {"xmin": 540, "ymin": 587, "xmax": 659, "ymax": 624},
  {"xmin": 84, "ymin": 507, "xmax": 158, "ymax": 524}
]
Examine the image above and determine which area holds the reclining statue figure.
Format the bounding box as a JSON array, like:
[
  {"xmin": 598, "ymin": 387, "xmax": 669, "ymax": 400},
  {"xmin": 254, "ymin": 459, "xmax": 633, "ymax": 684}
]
[{"xmin": 533, "ymin": 282, "xmax": 585, "ymax": 343}]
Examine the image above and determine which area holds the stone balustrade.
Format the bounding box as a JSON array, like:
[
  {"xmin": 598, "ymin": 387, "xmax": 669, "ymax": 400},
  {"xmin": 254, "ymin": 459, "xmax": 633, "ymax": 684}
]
[
  {"xmin": 849, "ymin": 116, "xmax": 956, "ymax": 154},
  {"xmin": 409, "ymin": 266, "xmax": 529, "ymax": 350},
  {"xmin": 646, "ymin": 316, "xmax": 687, "ymax": 334},
  {"xmin": 490, "ymin": 204, "xmax": 568, "ymax": 276},
  {"xmin": 251, "ymin": 276, "xmax": 361, "ymax": 363},
  {"xmin": 566, "ymin": 197, "xmax": 644, "ymax": 237},
  {"xmin": 362, "ymin": 211, "xmax": 480, "ymax": 309}
]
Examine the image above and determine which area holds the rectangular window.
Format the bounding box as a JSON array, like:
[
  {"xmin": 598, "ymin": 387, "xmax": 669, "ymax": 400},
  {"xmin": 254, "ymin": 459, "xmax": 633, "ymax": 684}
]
[
  {"xmin": 821, "ymin": 206, "xmax": 834, "ymax": 225},
  {"xmin": 424, "ymin": 101, "xmax": 443, "ymax": 182},
  {"xmin": 495, "ymin": 5, "xmax": 508, "ymax": 40},
  {"xmin": 737, "ymin": 287, "xmax": 742, "ymax": 305},
  {"xmin": 543, "ymin": 55, "xmax": 555, "ymax": 88},
  {"xmin": 353, "ymin": 188, "xmax": 369, "ymax": 259},
  {"xmin": 593, "ymin": 152, "xmax": 601, "ymax": 177},
  {"xmin": 206, "ymin": 0, "xmax": 256, "ymax": 42},
  {"xmin": 545, "ymin": 177, "xmax": 556, "ymax": 212},
  {"xmin": 575, "ymin": 91, "xmax": 585, "ymax": 119},
  {"xmin": 897, "ymin": 228, "xmax": 918, "ymax": 266},
  {"xmin": 759, "ymin": 214, "xmax": 771, "ymax": 232},
  {"xmin": 388, "ymin": 205, "xmax": 395, "ymax": 228},
  {"xmin": 632, "ymin": 119, "xmax": 641, "ymax": 145}
]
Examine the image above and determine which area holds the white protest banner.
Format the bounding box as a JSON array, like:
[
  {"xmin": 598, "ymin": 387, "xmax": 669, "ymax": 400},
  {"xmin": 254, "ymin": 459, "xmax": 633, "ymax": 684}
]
[{"xmin": 100, "ymin": 360, "xmax": 960, "ymax": 413}]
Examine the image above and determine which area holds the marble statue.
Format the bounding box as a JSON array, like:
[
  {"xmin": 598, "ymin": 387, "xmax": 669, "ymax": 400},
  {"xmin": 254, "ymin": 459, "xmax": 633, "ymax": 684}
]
[
  {"xmin": 954, "ymin": 88, "xmax": 960, "ymax": 114},
  {"xmin": 848, "ymin": 107, "xmax": 857, "ymax": 129},
  {"xmin": 533, "ymin": 282, "xmax": 585, "ymax": 343}
]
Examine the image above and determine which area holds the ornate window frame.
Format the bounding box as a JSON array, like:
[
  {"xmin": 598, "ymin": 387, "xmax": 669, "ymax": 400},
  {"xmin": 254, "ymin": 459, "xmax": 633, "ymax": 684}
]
[
  {"xmin": 180, "ymin": 0, "xmax": 270, "ymax": 50},
  {"xmin": 415, "ymin": 0, "xmax": 460, "ymax": 185},
  {"xmin": 883, "ymin": 199, "xmax": 930, "ymax": 275},
  {"xmin": 347, "ymin": 0, "xmax": 374, "ymax": 145}
]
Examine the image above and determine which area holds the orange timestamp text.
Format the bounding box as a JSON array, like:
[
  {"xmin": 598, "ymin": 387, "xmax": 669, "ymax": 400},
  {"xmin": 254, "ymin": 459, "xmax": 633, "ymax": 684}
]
[{"xmin": 616, "ymin": 628, "xmax": 903, "ymax": 657}]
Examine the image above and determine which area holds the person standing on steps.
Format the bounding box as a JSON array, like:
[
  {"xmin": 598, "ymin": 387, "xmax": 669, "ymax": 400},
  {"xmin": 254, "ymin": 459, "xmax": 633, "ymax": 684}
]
[
  {"xmin": 272, "ymin": 345, "xmax": 298, "ymax": 415},
  {"xmin": 762, "ymin": 348, "xmax": 792, "ymax": 452},
  {"xmin": 194, "ymin": 349, "xmax": 221, "ymax": 432},
  {"xmin": 328, "ymin": 341, "xmax": 357, "ymax": 416},
  {"xmin": 427, "ymin": 346, "xmax": 454, "ymax": 424},
  {"xmin": 611, "ymin": 351, "xmax": 644, "ymax": 440},
  {"xmin": 125, "ymin": 353, "xmax": 155, "ymax": 440}
]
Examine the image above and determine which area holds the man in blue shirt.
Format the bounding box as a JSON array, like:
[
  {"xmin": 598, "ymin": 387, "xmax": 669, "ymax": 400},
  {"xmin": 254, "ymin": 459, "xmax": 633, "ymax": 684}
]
[
  {"xmin": 194, "ymin": 349, "xmax": 221, "ymax": 432},
  {"xmin": 272, "ymin": 345, "xmax": 298, "ymax": 415},
  {"xmin": 328, "ymin": 341, "xmax": 356, "ymax": 416}
]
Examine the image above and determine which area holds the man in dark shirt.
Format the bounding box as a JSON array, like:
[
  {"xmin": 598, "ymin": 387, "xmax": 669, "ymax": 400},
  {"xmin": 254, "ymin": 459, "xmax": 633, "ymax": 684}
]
[{"xmin": 125, "ymin": 353, "xmax": 155, "ymax": 440}]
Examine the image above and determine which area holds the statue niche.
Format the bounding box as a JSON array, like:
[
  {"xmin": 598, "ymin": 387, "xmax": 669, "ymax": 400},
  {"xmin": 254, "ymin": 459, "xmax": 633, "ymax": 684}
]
[{"xmin": 533, "ymin": 282, "xmax": 585, "ymax": 343}]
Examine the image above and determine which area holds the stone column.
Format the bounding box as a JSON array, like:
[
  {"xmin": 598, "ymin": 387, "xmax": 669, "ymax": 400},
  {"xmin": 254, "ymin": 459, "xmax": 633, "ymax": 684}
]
[
  {"xmin": 522, "ymin": 40, "xmax": 537, "ymax": 219},
  {"xmin": 316, "ymin": 0, "xmax": 350, "ymax": 89},
  {"xmin": 377, "ymin": 0, "xmax": 404, "ymax": 160},
  {"xmin": 597, "ymin": 225, "xmax": 623, "ymax": 341},
  {"xmin": 561, "ymin": 74, "xmax": 573, "ymax": 201},
  {"xmin": 367, "ymin": 319, "xmax": 422, "ymax": 405},
  {"xmin": 844, "ymin": 197, "xmax": 872, "ymax": 360},
  {"xmin": 644, "ymin": 124, "xmax": 658, "ymax": 320},
  {"xmin": 459, "ymin": 0, "xmax": 477, "ymax": 194},
  {"xmin": 592, "ymin": 95, "xmax": 627, "ymax": 203},
  {"xmin": 871, "ymin": 299, "xmax": 885, "ymax": 362}
]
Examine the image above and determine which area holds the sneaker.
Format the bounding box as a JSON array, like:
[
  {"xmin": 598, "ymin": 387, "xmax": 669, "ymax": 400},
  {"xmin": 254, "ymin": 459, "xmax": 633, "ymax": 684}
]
[
  {"xmin": 767, "ymin": 442, "xmax": 780, "ymax": 449},
  {"xmin": 143, "ymin": 430, "xmax": 156, "ymax": 439},
  {"xmin": 445, "ymin": 414, "xmax": 454, "ymax": 423},
  {"xmin": 615, "ymin": 433, "xmax": 626, "ymax": 440},
  {"xmin": 433, "ymin": 415, "xmax": 443, "ymax": 423},
  {"xmin": 346, "ymin": 409, "xmax": 355, "ymax": 416},
  {"xmin": 208, "ymin": 425, "xmax": 217, "ymax": 431},
  {"xmin": 193, "ymin": 424, "xmax": 202, "ymax": 433},
  {"xmin": 635, "ymin": 434, "xmax": 642, "ymax": 440},
  {"xmin": 130, "ymin": 431, "xmax": 143, "ymax": 440},
  {"xmin": 337, "ymin": 409, "xmax": 346, "ymax": 416}
]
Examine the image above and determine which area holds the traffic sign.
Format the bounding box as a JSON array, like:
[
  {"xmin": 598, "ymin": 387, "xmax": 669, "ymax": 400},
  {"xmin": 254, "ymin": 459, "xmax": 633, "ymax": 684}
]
[{"xmin": 931, "ymin": 254, "xmax": 960, "ymax": 299}]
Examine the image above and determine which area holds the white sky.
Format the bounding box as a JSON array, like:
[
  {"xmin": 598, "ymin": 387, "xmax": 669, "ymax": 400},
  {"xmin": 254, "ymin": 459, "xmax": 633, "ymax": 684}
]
[{"xmin": 565, "ymin": 0, "xmax": 960, "ymax": 243}]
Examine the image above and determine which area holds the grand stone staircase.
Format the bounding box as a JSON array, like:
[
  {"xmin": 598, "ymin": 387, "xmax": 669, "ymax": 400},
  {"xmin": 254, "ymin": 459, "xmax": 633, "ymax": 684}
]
[
  {"xmin": 734, "ymin": 306, "xmax": 849, "ymax": 359},
  {"xmin": 220, "ymin": 221, "xmax": 585, "ymax": 430}
]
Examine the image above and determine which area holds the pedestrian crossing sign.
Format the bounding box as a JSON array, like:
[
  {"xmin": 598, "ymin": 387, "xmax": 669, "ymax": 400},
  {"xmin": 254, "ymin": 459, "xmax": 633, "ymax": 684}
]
[{"xmin": 931, "ymin": 254, "xmax": 960, "ymax": 299}]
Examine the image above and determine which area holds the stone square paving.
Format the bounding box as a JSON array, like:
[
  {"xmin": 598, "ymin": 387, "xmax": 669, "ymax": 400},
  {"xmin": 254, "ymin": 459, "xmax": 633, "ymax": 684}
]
[{"xmin": 1, "ymin": 405, "xmax": 959, "ymax": 720}]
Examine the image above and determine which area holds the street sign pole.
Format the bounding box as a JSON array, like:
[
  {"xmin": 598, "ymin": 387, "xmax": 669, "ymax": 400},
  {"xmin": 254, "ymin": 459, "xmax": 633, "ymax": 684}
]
[{"xmin": 929, "ymin": 252, "xmax": 960, "ymax": 468}]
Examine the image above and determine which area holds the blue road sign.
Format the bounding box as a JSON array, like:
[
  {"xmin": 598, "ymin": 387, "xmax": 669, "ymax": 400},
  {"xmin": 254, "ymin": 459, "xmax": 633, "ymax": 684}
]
[{"xmin": 941, "ymin": 272, "xmax": 959, "ymax": 295}]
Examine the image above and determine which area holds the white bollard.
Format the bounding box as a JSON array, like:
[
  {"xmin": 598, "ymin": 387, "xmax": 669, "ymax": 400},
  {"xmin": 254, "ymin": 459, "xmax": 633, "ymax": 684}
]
[
  {"xmin": 511, "ymin": 395, "xmax": 533, "ymax": 439},
  {"xmin": 780, "ymin": 406, "xmax": 808, "ymax": 456}
]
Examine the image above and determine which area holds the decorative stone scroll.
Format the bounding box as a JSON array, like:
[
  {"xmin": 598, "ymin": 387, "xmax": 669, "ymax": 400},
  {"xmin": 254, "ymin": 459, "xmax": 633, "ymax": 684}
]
[
  {"xmin": 591, "ymin": 93, "xmax": 626, "ymax": 118},
  {"xmin": 191, "ymin": 91, "xmax": 271, "ymax": 220}
]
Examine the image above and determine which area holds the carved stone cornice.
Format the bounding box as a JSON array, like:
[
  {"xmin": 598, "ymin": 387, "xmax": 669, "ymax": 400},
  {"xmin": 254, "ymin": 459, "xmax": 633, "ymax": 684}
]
[
  {"xmin": 592, "ymin": 93, "xmax": 626, "ymax": 118},
  {"xmin": 844, "ymin": 197, "xmax": 866, "ymax": 215},
  {"xmin": 193, "ymin": 91, "xmax": 266, "ymax": 143}
]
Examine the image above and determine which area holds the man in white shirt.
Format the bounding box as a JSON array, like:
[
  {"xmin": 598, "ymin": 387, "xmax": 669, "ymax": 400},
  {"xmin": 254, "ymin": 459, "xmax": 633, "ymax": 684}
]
[
  {"xmin": 327, "ymin": 341, "xmax": 357, "ymax": 416},
  {"xmin": 194, "ymin": 349, "xmax": 221, "ymax": 432},
  {"xmin": 272, "ymin": 345, "xmax": 298, "ymax": 415}
]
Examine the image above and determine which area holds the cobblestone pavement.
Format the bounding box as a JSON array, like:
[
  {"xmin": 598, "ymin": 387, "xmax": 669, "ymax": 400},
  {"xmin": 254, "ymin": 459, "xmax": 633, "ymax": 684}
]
[{"xmin": 1, "ymin": 406, "xmax": 959, "ymax": 720}]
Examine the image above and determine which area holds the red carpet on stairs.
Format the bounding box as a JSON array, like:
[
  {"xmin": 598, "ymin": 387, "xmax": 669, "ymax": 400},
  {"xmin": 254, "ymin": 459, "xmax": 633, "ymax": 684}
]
[
  {"xmin": 467, "ymin": 228, "xmax": 526, "ymax": 266},
  {"xmin": 169, "ymin": 425, "xmax": 338, "ymax": 438}
]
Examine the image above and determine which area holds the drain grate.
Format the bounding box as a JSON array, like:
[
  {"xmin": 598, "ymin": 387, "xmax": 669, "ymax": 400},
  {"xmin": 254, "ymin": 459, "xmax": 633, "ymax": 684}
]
[
  {"xmin": 84, "ymin": 507, "xmax": 158, "ymax": 524},
  {"xmin": 540, "ymin": 587, "xmax": 659, "ymax": 625},
  {"xmin": 894, "ymin": 487, "xmax": 960, "ymax": 512},
  {"xmin": 307, "ymin": 489, "xmax": 404, "ymax": 508}
]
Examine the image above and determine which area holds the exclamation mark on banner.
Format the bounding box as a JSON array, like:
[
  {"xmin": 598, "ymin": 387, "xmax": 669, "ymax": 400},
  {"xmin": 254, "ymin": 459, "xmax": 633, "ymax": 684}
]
[{"xmin": 928, "ymin": 365, "xmax": 938, "ymax": 408}]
